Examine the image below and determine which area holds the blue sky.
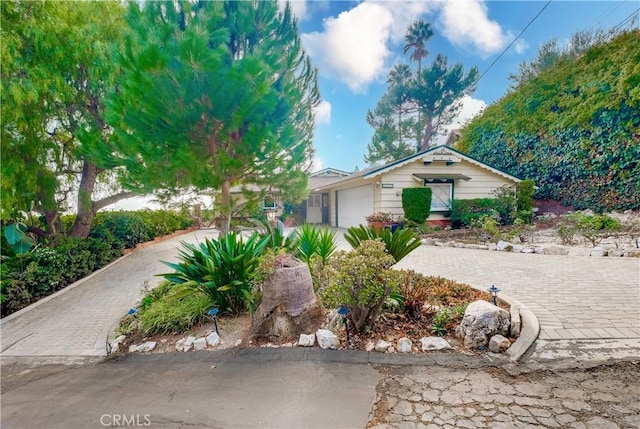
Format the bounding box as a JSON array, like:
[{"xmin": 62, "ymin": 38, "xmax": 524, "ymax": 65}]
[{"xmin": 285, "ymin": 0, "xmax": 640, "ymax": 173}]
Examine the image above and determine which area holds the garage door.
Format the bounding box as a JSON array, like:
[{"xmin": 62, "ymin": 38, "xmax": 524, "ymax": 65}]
[{"xmin": 337, "ymin": 185, "xmax": 374, "ymax": 228}]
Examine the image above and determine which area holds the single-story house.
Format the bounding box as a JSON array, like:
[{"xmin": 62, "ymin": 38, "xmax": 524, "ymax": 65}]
[
  {"xmin": 304, "ymin": 168, "xmax": 351, "ymax": 224},
  {"xmin": 309, "ymin": 145, "xmax": 523, "ymax": 228}
]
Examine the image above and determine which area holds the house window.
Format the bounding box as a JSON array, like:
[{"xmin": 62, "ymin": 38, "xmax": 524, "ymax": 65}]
[
  {"xmin": 263, "ymin": 196, "xmax": 278, "ymax": 210},
  {"xmin": 426, "ymin": 183, "xmax": 452, "ymax": 211},
  {"xmin": 307, "ymin": 194, "xmax": 321, "ymax": 208}
]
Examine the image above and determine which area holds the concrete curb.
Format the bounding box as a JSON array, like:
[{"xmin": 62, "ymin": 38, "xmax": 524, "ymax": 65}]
[
  {"xmin": 502, "ymin": 293, "xmax": 540, "ymax": 362},
  {"xmin": 1, "ymin": 253, "xmax": 132, "ymax": 325}
]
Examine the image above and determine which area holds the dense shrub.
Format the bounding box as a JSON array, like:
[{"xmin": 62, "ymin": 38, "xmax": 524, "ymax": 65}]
[
  {"xmin": 2, "ymin": 210, "xmax": 192, "ymax": 317},
  {"xmin": 401, "ymin": 187, "xmax": 432, "ymax": 223},
  {"xmin": 450, "ymin": 186, "xmax": 519, "ymax": 229},
  {"xmin": 138, "ymin": 290, "xmax": 213, "ymax": 335},
  {"xmin": 517, "ymin": 179, "xmax": 536, "ymax": 223},
  {"xmin": 558, "ymin": 212, "xmax": 622, "ymax": 247},
  {"xmin": 321, "ymin": 240, "xmax": 400, "ymax": 332},
  {"xmin": 89, "ymin": 210, "xmax": 192, "ymax": 249},
  {"xmin": 0, "ymin": 237, "xmax": 123, "ymax": 316}
]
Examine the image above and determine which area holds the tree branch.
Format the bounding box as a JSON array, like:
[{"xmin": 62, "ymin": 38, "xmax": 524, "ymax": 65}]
[{"xmin": 94, "ymin": 191, "xmax": 138, "ymax": 211}]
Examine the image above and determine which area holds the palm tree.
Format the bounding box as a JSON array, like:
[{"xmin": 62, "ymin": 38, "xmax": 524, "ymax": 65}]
[{"xmin": 403, "ymin": 21, "xmax": 434, "ymax": 72}]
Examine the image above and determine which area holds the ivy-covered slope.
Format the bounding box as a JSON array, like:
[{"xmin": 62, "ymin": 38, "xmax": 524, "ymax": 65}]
[{"xmin": 458, "ymin": 31, "xmax": 640, "ymax": 211}]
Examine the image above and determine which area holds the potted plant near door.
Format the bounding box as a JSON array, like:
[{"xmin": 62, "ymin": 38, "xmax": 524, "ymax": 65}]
[{"xmin": 366, "ymin": 211, "xmax": 396, "ymax": 232}]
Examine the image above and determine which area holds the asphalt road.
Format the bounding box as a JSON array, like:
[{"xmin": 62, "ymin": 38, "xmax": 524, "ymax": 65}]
[{"xmin": 1, "ymin": 349, "xmax": 382, "ymax": 429}]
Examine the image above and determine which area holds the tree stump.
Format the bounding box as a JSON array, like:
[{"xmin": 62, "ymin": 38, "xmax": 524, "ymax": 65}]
[{"xmin": 249, "ymin": 257, "xmax": 324, "ymax": 343}]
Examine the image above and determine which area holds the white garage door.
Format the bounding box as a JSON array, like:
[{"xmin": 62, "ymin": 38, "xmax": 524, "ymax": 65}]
[{"xmin": 337, "ymin": 185, "xmax": 374, "ymax": 229}]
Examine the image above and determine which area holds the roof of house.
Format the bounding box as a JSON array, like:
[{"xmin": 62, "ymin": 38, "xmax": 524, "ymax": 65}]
[{"xmin": 313, "ymin": 145, "xmax": 523, "ymax": 191}]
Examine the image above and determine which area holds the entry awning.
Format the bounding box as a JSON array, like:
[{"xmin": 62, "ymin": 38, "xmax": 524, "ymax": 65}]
[{"xmin": 413, "ymin": 173, "xmax": 471, "ymax": 182}]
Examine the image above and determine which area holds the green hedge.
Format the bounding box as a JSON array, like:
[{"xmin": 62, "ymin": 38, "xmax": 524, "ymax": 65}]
[
  {"xmin": 401, "ymin": 188, "xmax": 432, "ymax": 223},
  {"xmin": 1, "ymin": 237, "xmax": 124, "ymax": 316},
  {"xmin": 450, "ymin": 198, "xmax": 514, "ymax": 228},
  {"xmin": 1, "ymin": 210, "xmax": 193, "ymax": 317}
]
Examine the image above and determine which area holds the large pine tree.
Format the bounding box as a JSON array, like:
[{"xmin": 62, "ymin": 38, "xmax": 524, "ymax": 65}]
[{"xmin": 105, "ymin": 1, "xmax": 320, "ymax": 234}]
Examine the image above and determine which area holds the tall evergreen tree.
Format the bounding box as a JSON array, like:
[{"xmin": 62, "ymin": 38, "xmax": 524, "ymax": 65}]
[
  {"xmin": 365, "ymin": 21, "xmax": 477, "ymax": 164},
  {"xmin": 105, "ymin": 1, "xmax": 319, "ymax": 234}
]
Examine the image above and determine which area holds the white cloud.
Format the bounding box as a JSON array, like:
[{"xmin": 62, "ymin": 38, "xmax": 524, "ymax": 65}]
[
  {"xmin": 313, "ymin": 100, "xmax": 331, "ymax": 125},
  {"xmin": 278, "ymin": 0, "xmax": 308, "ymax": 21},
  {"xmin": 438, "ymin": 0, "xmax": 513, "ymax": 58},
  {"xmin": 302, "ymin": 2, "xmax": 394, "ymax": 93},
  {"xmin": 310, "ymin": 157, "xmax": 324, "ymax": 172},
  {"xmin": 449, "ymin": 95, "xmax": 487, "ymax": 129}
]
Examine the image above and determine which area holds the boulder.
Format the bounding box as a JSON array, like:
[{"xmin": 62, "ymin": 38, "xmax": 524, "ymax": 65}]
[
  {"xmin": 396, "ymin": 337, "xmax": 412, "ymax": 353},
  {"xmin": 590, "ymin": 247, "xmax": 607, "ymax": 257},
  {"xmin": 136, "ymin": 341, "xmax": 157, "ymax": 353},
  {"xmin": 607, "ymin": 249, "xmax": 624, "ymax": 257},
  {"xmin": 193, "ymin": 337, "xmax": 207, "ymax": 351},
  {"xmin": 316, "ymin": 329, "xmax": 339, "ymax": 349},
  {"xmin": 488, "ymin": 243, "xmax": 498, "ymax": 251},
  {"xmin": 534, "ymin": 247, "xmax": 545, "ymax": 254},
  {"xmin": 624, "ymin": 250, "xmax": 640, "ymax": 258},
  {"xmin": 521, "ymin": 247, "xmax": 535, "ymax": 254},
  {"xmin": 365, "ymin": 341, "xmax": 375, "ymax": 352},
  {"xmin": 456, "ymin": 300, "xmax": 510, "ymax": 349},
  {"xmin": 496, "ymin": 241, "xmax": 513, "ymax": 252},
  {"xmin": 512, "ymin": 244, "xmax": 524, "ymax": 253},
  {"xmin": 420, "ymin": 337, "xmax": 451, "ymax": 351},
  {"xmin": 422, "ymin": 238, "xmax": 436, "ymax": 246},
  {"xmin": 183, "ymin": 336, "xmax": 196, "ymax": 352},
  {"xmin": 544, "ymin": 246, "xmax": 569, "ymax": 256},
  {"xmin": 298, "ymin": 333, "xmax": 315, "ymax": 347},
  {"xmin": 205, "ymin": 332, "xmax": 220, "ymax": 347},
  {"xmin": 375, "ymin": 340, "xmax": 392, "ymax": 352},
  {"xmin": 175, "ymin": 338, "xmax": 186, "ymax": 352},
  {"xmin": 489, "ymin": 335, "xmax": 511, "ymax": 353}
]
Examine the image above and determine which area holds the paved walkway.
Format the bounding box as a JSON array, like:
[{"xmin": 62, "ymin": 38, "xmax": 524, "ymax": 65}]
[
  {"xmin": 395, "ymin": 245, "xmax": 640, "ymax": 344},
  {"xmin": 1, "ymin": 229, "xmax": 219, "ymax": 358},
  {"xmin": 2, "ymin": 228, "xmax": 639, "ymax": 361}
]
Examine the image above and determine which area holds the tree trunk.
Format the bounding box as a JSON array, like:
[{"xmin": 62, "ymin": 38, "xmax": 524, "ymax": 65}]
[
  {"xmin": 70, "ymin": 160, "xmax": 99, "ymax": 238},
  {"xmin": 218, "ymin": 178, "xmax": 232, "ymax": 235},
  {"xmin": 250, "ymin": 256, "xmax": 324, "ymax": 343},
  {"xmin": 420, "ymin": 115, "xmax": 434, "ymax": 152}
]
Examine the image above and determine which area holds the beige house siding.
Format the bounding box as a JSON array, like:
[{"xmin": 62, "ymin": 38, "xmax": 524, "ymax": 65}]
[
  {"xmin": 314, "ymin": 146, "xmax": 521, "ymax": 227},
  {"xmin": 372, "ymin": 159, "xmax": 516, "ymax": 217}
]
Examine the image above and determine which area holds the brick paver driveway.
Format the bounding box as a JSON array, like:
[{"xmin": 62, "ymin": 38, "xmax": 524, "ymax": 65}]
[
  {"xmin": 395, "ymin": 245, "xmax": 640, "ymax": 342},
  {"xmin": 1, "ymin": 229, "xmax": 219, "ymax": 358}
]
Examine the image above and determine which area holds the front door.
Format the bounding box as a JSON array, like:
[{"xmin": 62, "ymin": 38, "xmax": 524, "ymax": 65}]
[{"xmin": 321, "ymin": 193, "xmax": 329, "ymax": 224}]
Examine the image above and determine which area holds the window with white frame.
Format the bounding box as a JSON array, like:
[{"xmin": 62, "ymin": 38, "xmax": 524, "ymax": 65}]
[{"xmin": 426, "ymin": 183, "xmax": 452, "ymax": 211}]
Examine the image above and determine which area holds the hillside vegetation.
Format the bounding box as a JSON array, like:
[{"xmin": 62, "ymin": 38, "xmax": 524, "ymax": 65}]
[{"xmin": 458, "ymin": 30, "xmax": 640, "ymax": 211}]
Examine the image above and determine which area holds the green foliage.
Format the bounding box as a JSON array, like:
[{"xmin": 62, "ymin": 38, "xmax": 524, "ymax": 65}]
[
  {"xmin": 432, "ymin": 305, "xmax": 466, "ymax": 336},
  {"xmin": 294, "ymin": 223, "xmax": 337, "ymax": 265},
  {"xmin": 138, "ymin": 290, "xmax": 213, "ymax": 335},
  {"xmin": 344, "ymin": 225, "xmax": 421, "ymax": 263},
  {"xmin": 1, "ymin": 210, "xmax": 189, "ymax": 316},
  {"xmin": 90, "ymin": 210, "xmax": 192, "ymax": 249},
  {"xmin": 564, "ymin": 212, "xmax": 622, "ymax": 247},
  {"xmin": 1, "ymin": 1, "xmax": 130, "ymax": 235},
  {"xmin": 459, "ymin": 31, "xmax": 640, "ymax": 211},
  {"xmin": 321, "ymin": 241, "xmax": 400, "ymax": 332},
  {"xmin": 159, "ymin": 232, "xmax": 269, "ymax": 315},
  {"xmin": 0, "ymin": 237, "xmax": 123, "ymax": 316},
  {"xmin": 139, "ymin": 281, "xmax": 175, "ymax": 313},
  {"xmin": 470, "ymin": 214, "xmax": 500, "ymax": 242},
  {"xmin": 401, "ymin": 187, "xmax": 432, "ymax": 223},
  {"xmin": 451, "ymin": 199, "xmax": 502, "ymax": 228},
  {"xmin": 366, "ymin": 21, "xmax": 479, "ymax": 162},
  {"xmin": 106, "ymin": 1, "xmax": 319, "ymax": 234}
]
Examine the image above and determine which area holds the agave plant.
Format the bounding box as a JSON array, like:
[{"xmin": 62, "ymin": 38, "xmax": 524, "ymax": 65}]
[
  {"xmin": 344, "ymin": 225, "xmax": 421, "ymax": 263},
  {"xmin": 295, "ymin": 223, "xmax": 337, "ymax": 265},
  {"xmin": 159, "ymin": 231, "xmax": 270, "ymax": 314}
]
